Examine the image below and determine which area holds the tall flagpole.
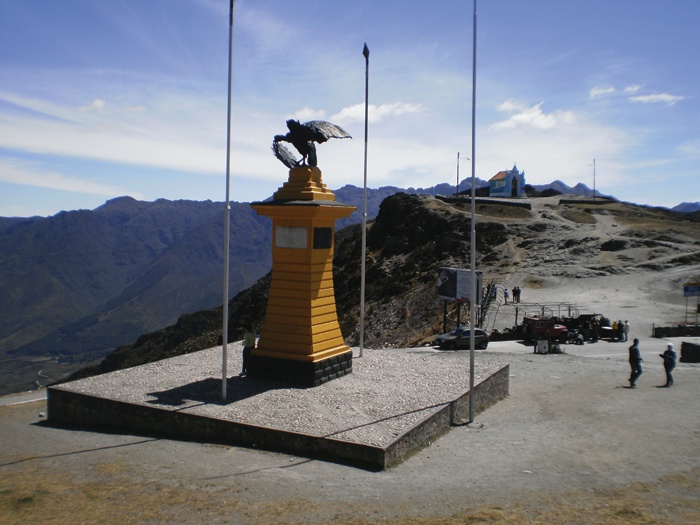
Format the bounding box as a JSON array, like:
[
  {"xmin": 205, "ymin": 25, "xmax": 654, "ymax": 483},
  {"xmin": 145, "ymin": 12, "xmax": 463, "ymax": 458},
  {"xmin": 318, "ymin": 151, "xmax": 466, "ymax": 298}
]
[
  {"xmin": 469, "ymin": 0, "xmax": 478, "ymax": 424},
  {"xmin": 222, "ymin": 0, "xmax": 235, "ymax": 401},
  {"xmin": 359, "ymin": 43, "xmax": 370, "ymax": 358}
]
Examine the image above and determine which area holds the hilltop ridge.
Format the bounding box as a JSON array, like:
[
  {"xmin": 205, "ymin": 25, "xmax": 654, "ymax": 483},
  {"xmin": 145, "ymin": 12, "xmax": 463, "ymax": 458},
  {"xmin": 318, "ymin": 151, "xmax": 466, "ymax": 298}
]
[{"xmin": 63, "ymin": 192, "xmax": 700, "ymax": 383}]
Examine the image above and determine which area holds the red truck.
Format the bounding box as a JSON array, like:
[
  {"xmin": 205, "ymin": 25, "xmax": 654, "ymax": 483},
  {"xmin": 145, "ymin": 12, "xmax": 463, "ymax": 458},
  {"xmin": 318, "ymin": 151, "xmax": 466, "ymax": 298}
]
[{"xmin": 522, "ymin": 316, "xmax": 569, "ymax": 344}]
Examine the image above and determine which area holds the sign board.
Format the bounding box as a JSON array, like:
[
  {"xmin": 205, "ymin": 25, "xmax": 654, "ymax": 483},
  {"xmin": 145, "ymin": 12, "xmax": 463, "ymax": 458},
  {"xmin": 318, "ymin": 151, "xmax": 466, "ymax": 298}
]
[
  {"xmin": 276, "ymin": 226, "xmax": 307, "ymax": 249},
  {"xmin": 684, "ymin": 283, "xmax": 700, "ymax": 297},
  {"xmin": 437, "ymin": 267, "xmax": 482, "ymax": 304}
]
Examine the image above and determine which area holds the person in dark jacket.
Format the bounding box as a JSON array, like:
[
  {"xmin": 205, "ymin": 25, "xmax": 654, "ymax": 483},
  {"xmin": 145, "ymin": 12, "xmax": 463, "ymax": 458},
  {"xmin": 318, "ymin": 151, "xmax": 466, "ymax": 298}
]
[
  {"xmin": 628, "ymin": 338, "xmax": 643, "ymax": 388},
  {"xmin": 659, "ymin": 343, "xmax": 677, "ymax": 387}
]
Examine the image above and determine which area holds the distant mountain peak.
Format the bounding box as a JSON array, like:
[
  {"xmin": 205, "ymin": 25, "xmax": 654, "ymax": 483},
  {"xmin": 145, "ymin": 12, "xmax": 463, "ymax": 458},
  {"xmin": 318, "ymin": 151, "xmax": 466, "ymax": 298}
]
[
  {"xmin": 96, "ymin": 196, "xmax": 141, "ymax": 211},
  {"xmin": 672, "ymin": 202, "xmax": 700, "ymax": 213}
]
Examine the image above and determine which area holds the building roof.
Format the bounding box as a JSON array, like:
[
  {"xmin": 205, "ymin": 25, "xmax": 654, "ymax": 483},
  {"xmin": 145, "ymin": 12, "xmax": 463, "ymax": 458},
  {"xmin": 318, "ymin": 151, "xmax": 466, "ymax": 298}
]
[{"xmin": 490, "ymin": 171, "xmax": 507, "ymax": 182}]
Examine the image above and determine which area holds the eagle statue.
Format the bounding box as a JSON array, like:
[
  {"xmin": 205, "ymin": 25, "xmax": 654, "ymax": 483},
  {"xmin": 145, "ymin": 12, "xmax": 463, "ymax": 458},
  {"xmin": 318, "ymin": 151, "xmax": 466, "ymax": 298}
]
[{"xmin": 272, "ymin": 119, "xmax": 351, "ymax": 168}]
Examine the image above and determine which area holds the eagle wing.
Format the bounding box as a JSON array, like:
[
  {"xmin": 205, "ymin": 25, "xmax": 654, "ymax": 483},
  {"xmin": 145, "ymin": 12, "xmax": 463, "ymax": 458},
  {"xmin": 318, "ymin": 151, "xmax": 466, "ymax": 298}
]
[
  {"xmin": 271, "ymin": 141, "xmax": 301, "ymax": 169},
  {"xmin": 303, "ymin": 120, "xmax": 352, "ymax": 144}
]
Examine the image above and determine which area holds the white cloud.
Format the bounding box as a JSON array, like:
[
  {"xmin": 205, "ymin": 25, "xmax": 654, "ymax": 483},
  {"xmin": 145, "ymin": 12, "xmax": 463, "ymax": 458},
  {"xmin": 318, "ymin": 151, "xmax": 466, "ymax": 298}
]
[
  {"xmin": 80, "ymin": 98, "xmax": 107, "ymax": 112},
  {"xmin": 0, "ymin": 158, "xmax": 140, "ymax": 197},
  {"xmin": 623, "ymin": 85, "xmax": 641, "ymax": 94},
  {"xmin": 677, "ymin": 139, "xmax": 700, "ymax": 158},
  {"xmin": 490, "ymin": 101, "xmax": 575, "ymax": 130},
  {"xmin": 590, "ymin": 86, "xmax": 616, "ymax": 98},
  {"xmin": 628, "ymin": 93, "xmax": 684, "ymax": 105},
  {"xmin": 291, "ymin": 107, "xmax": 327, "ymax": 121},
  {"xmin": 0, "ymin": 84, "xmax": 233, "ymax": 175},
  {"xmin": 331, "ymin": 102, "xmax": 422, "ymax": 125}
]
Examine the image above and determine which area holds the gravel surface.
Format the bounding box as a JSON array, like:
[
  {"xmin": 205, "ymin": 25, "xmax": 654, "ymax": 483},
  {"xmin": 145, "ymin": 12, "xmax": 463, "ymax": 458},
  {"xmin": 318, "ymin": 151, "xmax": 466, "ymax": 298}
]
[{"xmin": 51, "ymin": 346, "xmax": 505, "ymax": 449}]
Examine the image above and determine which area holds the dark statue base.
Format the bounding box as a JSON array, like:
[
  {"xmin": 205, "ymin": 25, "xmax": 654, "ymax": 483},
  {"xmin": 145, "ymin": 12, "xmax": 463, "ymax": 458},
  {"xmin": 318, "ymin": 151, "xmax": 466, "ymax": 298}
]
[{"xmin": 247, "ymin": 351, "xmax": 352, "ymax": 387}]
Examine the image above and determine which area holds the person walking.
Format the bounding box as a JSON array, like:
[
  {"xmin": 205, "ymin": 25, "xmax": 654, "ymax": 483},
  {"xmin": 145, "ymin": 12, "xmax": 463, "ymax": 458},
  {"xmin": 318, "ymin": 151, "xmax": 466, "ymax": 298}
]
[
  {"xmin": 659, "ymin": 343, "xmax": 677, "ymax": 387},
  {"xmin": 628, "ymin": 338, "xmax": 643, "ymax": 388}
]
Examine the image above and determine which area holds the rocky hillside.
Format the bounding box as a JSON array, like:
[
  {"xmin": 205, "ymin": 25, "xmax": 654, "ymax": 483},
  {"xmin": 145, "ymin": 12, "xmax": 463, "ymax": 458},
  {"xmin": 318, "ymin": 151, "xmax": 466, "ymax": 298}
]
[{"xmin": 64, "ymin": 192, "xmax": 700, "ymax": 382}]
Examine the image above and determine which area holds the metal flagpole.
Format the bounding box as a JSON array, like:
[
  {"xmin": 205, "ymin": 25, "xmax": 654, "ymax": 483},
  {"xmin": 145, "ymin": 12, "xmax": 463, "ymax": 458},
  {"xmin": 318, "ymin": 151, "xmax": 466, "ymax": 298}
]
[
  {"xmin": 359, "ymin": 43, "xmax": 370, "ymax": 358},
  {"xmin": 469, "ymin": 0, "xmax": 478, "ymax": 424},
  {"xmin": 222, "ymin": 0, "xmax": 235, "ymax": 401}
]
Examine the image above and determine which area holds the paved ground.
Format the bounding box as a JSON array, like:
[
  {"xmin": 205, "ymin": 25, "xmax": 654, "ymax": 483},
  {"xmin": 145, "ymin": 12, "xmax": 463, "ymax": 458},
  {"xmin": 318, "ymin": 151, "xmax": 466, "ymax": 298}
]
[{"xmin": 1, "ymin": 337, "xmax": 698, "ymax": 524}]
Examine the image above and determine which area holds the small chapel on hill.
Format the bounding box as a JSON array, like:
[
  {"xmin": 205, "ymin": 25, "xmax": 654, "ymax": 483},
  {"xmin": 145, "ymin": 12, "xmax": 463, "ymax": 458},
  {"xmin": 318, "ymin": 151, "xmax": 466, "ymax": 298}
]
[{"xmin": 489, "ymin": 164, "xmax": 525, "ymax": 198}]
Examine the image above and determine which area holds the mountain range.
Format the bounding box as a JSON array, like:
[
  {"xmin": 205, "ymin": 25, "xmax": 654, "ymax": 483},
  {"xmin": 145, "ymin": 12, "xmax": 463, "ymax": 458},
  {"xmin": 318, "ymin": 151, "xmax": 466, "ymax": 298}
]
[{"xmin": 1, "ymin": 179, "xmax": 697, "ymax": 395}]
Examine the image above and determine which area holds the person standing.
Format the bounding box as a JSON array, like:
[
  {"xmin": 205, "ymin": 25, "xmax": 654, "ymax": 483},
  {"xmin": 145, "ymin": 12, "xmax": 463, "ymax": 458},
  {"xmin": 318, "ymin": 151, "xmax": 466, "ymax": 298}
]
[
  {"xmin": 628, "ymin": 338, "xmax": 643, "ymax": 388},
  {"xmin": 241, "ymin": 325, "xmax": 256, "ymax": 376},
  {"xmin": 659, "ymin": 343, "xmax": 677, "ymax": 387},
  {"xmin": 623, "ymin": 320, "xmax": 630, "ymax": 342},
  {"xmin": 504, "ymin": 289, "xmax": 509, "ymax": 304},
  {"xmin": 591, "ymin": 318, "xmax": 600, "ymax": 343}
]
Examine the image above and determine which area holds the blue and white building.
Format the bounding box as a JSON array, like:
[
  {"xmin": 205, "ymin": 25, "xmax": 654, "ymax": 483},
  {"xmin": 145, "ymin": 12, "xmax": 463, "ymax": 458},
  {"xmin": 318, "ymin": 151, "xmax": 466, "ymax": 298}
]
[{"xmin": 489, "ymin": 164, "xmax": 525, "ymax": 198}]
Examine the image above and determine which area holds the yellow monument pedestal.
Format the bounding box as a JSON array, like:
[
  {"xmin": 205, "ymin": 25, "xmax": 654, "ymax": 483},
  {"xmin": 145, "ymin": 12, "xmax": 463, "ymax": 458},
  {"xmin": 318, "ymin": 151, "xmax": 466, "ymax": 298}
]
[{"xmin": 249, "ymin": 166, "xmax": 356, "ymax": 386}]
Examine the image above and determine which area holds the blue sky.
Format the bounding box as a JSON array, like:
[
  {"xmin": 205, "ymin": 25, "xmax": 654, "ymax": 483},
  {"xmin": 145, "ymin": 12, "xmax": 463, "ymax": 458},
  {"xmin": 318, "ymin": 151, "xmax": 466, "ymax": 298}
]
[{"xmin": 1, "ymin": 0, "xmax": 698, "ymax": 217}]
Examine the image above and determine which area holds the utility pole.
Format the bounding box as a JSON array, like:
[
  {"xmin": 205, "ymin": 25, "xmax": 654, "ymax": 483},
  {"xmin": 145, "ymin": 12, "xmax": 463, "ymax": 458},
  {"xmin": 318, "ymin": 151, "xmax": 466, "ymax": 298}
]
[{"xmin": 456, "ymin": 153, "xmax": 469, "ymax": 196}]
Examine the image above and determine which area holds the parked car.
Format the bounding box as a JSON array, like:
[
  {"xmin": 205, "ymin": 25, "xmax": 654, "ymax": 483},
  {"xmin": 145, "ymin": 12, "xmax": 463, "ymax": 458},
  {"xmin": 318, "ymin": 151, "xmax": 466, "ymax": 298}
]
[{"xmin": 435, "ymin": 327, "xmax": 489, "ymax": 350}]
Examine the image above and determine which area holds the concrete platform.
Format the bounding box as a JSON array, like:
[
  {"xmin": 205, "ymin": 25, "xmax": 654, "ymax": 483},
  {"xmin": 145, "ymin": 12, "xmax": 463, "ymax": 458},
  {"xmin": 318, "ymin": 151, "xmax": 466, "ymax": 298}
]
[{"xmin": 47, "ymin": 346, "xmax": 509, "ymax": 470}]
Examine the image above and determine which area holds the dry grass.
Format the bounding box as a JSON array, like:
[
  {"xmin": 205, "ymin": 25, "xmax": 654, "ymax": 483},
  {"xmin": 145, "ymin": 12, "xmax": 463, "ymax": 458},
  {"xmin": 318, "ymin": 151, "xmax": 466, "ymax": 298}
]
[
  {"xmin": 2, "ymin": 462, "xmax": 698, "ymax": 525},
  {"xmin": 474, "ymin": 203, "xmax": 533, "ymax": 220},
  {"xmin": 560, "ymin": 209, "xmax": 597, "ymax": 224}
]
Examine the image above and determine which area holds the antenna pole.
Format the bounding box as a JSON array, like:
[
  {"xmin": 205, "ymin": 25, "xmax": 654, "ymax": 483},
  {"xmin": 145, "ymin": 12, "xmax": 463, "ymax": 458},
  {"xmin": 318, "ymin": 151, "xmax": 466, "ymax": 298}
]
[
  {"xmin": 593, "ymin": 158, "xmax": 596, "ymax": 200},
  {"xmin": 456, "ymin": 151, "xmax": 460, "ymax": 196}
]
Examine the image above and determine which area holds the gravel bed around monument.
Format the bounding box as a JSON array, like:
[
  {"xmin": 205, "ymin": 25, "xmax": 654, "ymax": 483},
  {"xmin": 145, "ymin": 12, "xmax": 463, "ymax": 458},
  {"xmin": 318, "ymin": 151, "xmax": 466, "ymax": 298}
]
[{"xmin": 52, "ymin": 346, "xmax": 504, "ymax": 448}]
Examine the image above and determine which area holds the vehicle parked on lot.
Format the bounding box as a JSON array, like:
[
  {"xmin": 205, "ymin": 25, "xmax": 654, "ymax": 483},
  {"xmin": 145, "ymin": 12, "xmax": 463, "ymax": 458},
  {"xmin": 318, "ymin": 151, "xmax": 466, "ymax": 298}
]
[
  {"xmin": 522, "ymin": 316, "xmax": 569, "ymax": 344},
  {"xmin": 435, "ymin": 326, "xmax": 489, "ymax": 350}
]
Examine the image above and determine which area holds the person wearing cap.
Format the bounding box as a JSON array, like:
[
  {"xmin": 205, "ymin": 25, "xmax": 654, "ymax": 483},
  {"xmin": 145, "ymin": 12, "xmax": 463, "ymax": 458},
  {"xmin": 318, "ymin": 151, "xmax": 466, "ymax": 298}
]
[
  {"xmin": 660, "ymin": 343, "xmax": 677, "ymax": 387},
  {"xmin": 628, "ymin": 338, "xmax": 643, "ymax": 388}
]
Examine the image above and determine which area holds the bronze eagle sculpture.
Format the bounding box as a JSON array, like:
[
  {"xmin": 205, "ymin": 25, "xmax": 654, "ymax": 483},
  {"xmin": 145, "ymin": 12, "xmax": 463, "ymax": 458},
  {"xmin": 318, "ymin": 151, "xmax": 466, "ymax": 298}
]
[{"xmin": 272, "ymin": 119, "xmax": 351, "ymax": 168}]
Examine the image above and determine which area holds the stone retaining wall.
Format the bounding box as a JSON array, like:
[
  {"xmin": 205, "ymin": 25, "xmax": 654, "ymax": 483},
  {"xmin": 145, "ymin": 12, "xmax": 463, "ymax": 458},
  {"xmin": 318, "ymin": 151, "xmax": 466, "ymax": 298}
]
[
  {"xmin": 681, "ymin": 342, "xmax": 700, "ymax": 363},
  {"xmin": 384, "ymin": 364, "xmax": 510, "ymax": 467},
  {"xmin": 653, "ymin": 325, "xmax": 700, "ymax": 338}
]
